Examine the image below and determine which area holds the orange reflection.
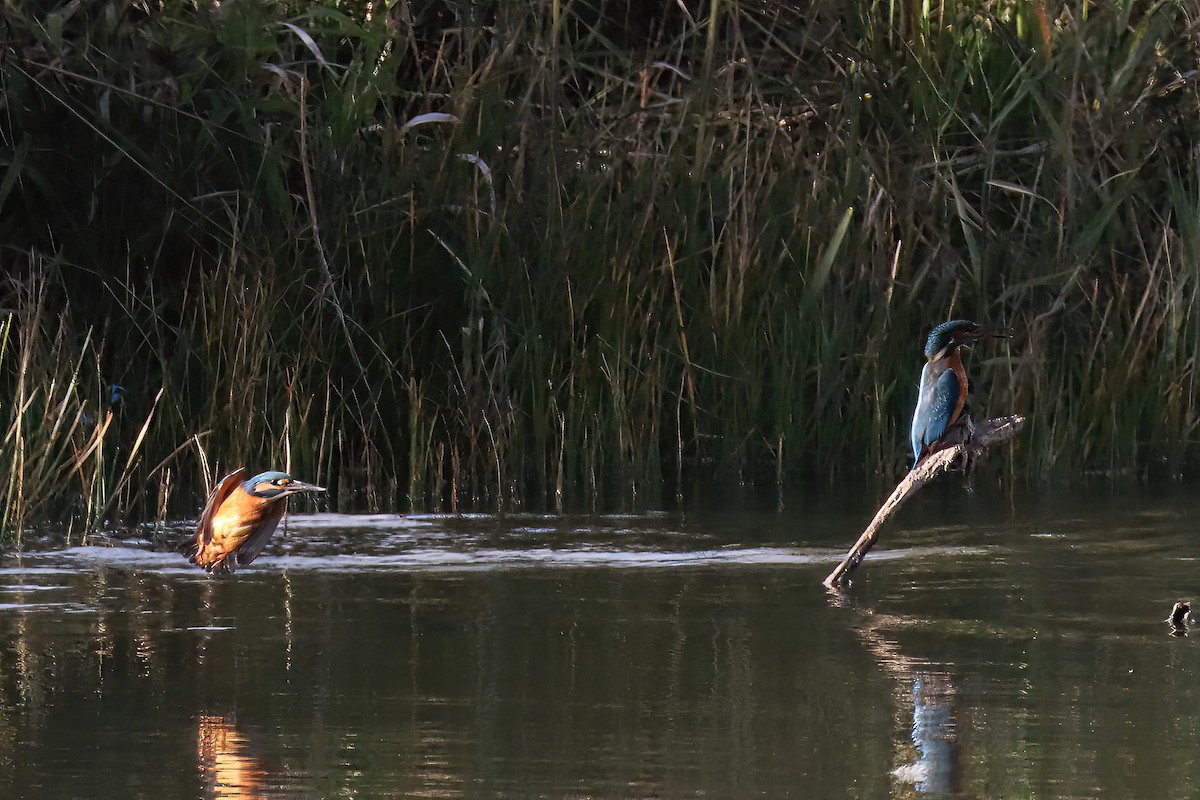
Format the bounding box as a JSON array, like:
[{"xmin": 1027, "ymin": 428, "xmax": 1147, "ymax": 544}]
[{"xmin": 197, "ymin": 714, "xmax": 267, "ymax": 799}]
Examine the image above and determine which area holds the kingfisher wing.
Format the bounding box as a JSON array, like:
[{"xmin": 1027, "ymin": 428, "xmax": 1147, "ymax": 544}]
[
  {"xmin": 233, "ymin": 505, "xmax": 286, "ymax": 568},
  {"xmin": 183, "ymin": 468, "xmax": 246, "ymax": 559},
  {"xmin": 911, "ymin": 368, "xmax": 961, "ymax": 463}
]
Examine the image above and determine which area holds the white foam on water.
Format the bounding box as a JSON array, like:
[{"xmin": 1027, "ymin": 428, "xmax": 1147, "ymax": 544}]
[
  {"xmin": 281, "ymin": 513, "xmax": 435, "ymax": 530},
  {"xmin": 250, "ymin": 545, "xmax": 829, "ymax": 572},
  {"xmin": 245, "ymin": 544, "xmax": 986, "ymax": 574},
  {"xmin": 2, "ymin": 514, "xmax": 990, "ymax": 577},
  {"xmin": 0, "ymin": 584, "xmax": 68, "ymax": 592},
  {"xmin": 53, "ymin": 546, "xmax": 205, "ymax": 571},
  {"xmin": 184, "ymin": 625, "xmax": 235, "ymax": 632},
  {"xmin": 0, "ymin": 566, "xmax": 77, "ymax": 576},
  {"xmin": 0, "ymin": 601, "xmax": 93, "ymax": 613},
  {"xmin": 13, "ymin": 543, "xmax": 990, "ymax": 575}
]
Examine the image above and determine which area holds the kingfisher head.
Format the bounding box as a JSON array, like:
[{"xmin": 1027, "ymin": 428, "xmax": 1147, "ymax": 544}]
[
  {"xmin": 241, "ymin": 471, "xmax": 326, "ymax": 500},
  {"xmin": 924, "ymin": 319, "xmax": 1013, "ymax": 361}
]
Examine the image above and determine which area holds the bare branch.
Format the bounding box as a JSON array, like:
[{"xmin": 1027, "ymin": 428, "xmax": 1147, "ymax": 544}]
[{"xmin": 823, "ymin": 415, "xmax": 1025, "ymax": 588}]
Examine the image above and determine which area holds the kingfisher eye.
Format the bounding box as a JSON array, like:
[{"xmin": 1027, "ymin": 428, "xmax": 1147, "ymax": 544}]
[{"xmin": 273, "ymin": 478, "xmax": 290, "ymax": 486}]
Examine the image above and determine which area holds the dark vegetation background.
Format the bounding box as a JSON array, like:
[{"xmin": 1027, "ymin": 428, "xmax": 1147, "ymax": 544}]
[{"xmin": 1, "ymin": 0, "xmax": 1199, "ymax": 532}]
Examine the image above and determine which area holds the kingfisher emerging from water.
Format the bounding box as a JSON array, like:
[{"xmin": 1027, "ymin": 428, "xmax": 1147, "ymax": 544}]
[
  {"xmin": 183, "ymin": 468, "xmax": 324, "ymax": 574},
  {"xmin": 910, "ymin": 320, "xmax": 1012, "ymax": 467}
]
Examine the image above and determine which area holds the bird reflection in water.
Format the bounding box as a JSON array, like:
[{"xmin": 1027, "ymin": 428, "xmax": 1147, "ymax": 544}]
[
  {"xmin": 196, "ymin": 714, "xmax": 267, "ymax": 799},
  {"xmin": 893, "ymin": 672, "xmax": 962, "ymax": 795},
  {"xmin": 827, "ymin": 591, "xmax": 964, "ymax": 795}
]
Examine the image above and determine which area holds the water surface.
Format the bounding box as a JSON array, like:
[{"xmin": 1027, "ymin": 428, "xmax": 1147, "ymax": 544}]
[{"xmin": 1, "ymin": 484, "xmax": 1199, "ymax": 798}]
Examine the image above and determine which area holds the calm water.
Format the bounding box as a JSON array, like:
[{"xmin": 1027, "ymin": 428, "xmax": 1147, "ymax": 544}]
[{"xmin": 2, "ymin": 483, "xmax": 1199, "ymax": 798}]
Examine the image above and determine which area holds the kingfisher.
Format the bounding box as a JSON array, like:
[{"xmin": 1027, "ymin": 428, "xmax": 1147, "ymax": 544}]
[
  {"xmin": 1167, "ymin": 600, "xmax": 1193, "ymax": 635},
  {"xmin": 910, "ymin": 320, "xmax": 1012, "ymax": 467},
  {"xmin": 182, "ymin": 468, "xmax": 324, "ymax": 573}
]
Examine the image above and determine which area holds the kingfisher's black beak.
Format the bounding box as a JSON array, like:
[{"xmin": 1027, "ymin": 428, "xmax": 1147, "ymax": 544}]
[
  {"xmin": 982, "ymin": 324, "xmax": 1014, "ymax": 340},
  {"xmin": 280, "ymin": 480, "xmax": 325, "ymax": 496},
  {"xmin": 962, "ymin": 324, "xmax": 1013, "ymax": 345}
]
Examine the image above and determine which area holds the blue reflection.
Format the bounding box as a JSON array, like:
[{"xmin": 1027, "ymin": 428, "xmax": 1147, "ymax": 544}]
[{"xmin": 906, "ymin": 672, "xmax": 960, "ymax": 795}]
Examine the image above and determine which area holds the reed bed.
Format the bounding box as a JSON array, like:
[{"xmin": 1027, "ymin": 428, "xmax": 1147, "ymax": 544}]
[{"xmin": 1, "ymin": 0, "xmax": 1198, "ymax": 534}]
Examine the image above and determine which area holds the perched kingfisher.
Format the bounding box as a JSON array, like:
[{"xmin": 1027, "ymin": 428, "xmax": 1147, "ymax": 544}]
[
  {"xmin": 910, "ymin": 320, "xmax": 1012, "ymax": 467},
  {"xmin": 182, "ymin": 468, "xmax": 324, "ymax": 573}
]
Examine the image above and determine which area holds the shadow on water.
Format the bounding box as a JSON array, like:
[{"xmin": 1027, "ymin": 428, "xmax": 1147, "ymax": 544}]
[{"xmin": 3, "ymin": 484, "xmax": 1200, "ymax": 797}]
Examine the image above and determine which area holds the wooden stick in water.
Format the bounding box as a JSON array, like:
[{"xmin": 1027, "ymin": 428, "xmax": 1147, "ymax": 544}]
[{"xmin": 823, "ymin": 415, "xmax": 1025, "ymax": 588}]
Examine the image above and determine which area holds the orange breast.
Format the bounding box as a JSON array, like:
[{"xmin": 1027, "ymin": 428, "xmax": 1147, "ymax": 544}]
[
  {"xmin": 210, "ymin": 491, "xmax": 279, "ymax": 549},
  {"xmin": 946, "ymin": 350, "xmax": 969, "ymax": 427}
]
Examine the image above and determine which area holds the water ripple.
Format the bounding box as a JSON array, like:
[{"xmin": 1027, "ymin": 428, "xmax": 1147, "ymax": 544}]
[{"xmin": 14, "ymin": 542, "xmax": 988, "ymax": 575}]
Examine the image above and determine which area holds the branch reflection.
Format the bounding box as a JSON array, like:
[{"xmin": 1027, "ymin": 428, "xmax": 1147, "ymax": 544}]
[{"xmin": 828, "ymin": 589, "xmax": 964, "ymax": 796}]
